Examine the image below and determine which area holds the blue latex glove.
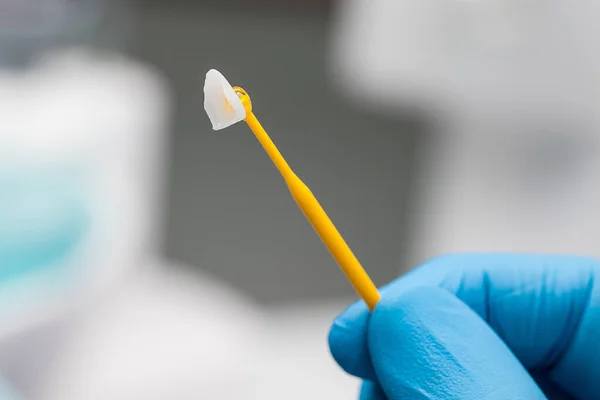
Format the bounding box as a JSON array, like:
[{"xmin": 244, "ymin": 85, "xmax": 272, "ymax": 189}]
[{"xmin": 329, "ymin": 254, "xmax": 600, "ymax": 399}]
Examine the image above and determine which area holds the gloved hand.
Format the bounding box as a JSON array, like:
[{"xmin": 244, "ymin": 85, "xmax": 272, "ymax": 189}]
[{"xmin": 328, "ymin": 254, "xmax": 600, "ymax": 400}]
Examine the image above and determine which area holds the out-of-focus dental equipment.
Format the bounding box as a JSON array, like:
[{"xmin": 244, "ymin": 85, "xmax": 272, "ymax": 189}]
[
  {"xmin": 0, "ymin": 2, "xmax": 264, "ymax": 399},
  {"xmin": 0, "ymin": 0, "xmax": 163, "ymax": 350},
  {"xmin": 203, "ymin": 69, "xmax": 381, "ymax": 310},
  {"xmin": 331, "ymin": 0, "xmax": 600, "ymax": 267}
]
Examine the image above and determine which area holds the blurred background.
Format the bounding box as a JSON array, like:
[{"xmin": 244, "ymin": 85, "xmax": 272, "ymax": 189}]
[
  {"xmin": 134, "ymin": 0, "xmax": 417, "ymax": 304},
  {"xmin": 2, "ymin": 0, "xmax": 600, "ymax": 398}
]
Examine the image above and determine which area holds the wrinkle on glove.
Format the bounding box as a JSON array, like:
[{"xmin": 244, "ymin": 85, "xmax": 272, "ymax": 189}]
[{"xmin": 329, "ymin": 254, "xmax": 599, "ymax": 400}]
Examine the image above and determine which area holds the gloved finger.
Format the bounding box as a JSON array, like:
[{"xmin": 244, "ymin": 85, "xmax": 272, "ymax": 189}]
[
  {"xmin": 354, "ymin": 364, "xmax": 575, "ymax": 400},
  {"xmin": 329, "ymin": 299, "xmax": 376, "ymax": 380},
  {"xmin": 329, "ymin": 253, "xmax": 599, "ymax": 399},
  {"xmin": 369, "ymin": 286, "xmax": 545, "ymax": 399},
  {"xmin": 359, "ymin": 381, "xmax": 387, "ymax": 400}
]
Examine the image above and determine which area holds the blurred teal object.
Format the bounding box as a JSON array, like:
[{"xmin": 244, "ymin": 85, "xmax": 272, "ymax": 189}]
[
  {"xmin": 0, "ymin": 376, "xmax": 21, "ymax": 400},
  {"xmin": 0, "ymin": 171, "xmax": 89, "ymax": 284}
]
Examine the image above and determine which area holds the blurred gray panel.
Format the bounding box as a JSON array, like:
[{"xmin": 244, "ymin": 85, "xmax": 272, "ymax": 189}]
[{"xmin": 130, "ymin": 4, "xmax": 419, "ymax": 304}]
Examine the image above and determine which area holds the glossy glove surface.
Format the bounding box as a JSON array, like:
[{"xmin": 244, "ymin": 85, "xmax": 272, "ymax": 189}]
[{"xmin": 329, "ymin": 254, "xmax": 600, "ymax": 399}]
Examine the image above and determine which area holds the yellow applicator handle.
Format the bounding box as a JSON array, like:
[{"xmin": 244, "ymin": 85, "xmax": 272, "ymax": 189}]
[{"xmin": 233, "ymin": 86, "xmax": 381, "ymax": 311}]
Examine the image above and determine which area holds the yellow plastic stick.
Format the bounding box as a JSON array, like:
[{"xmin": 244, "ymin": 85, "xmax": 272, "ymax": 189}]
[{"xmin": 233, "ymin": 86, "xmax": 381, "ymax": 311}]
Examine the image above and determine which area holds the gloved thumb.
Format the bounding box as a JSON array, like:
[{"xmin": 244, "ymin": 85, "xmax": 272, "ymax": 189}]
[{"xmin": 366, "ymin": 287, "xmax": 545, "ymax": 400}]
